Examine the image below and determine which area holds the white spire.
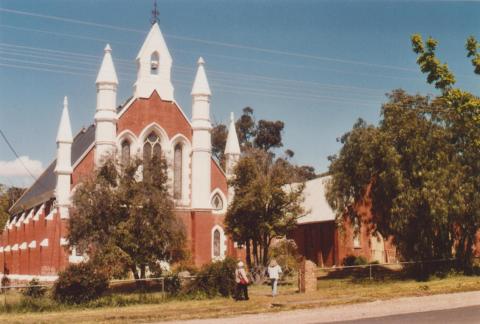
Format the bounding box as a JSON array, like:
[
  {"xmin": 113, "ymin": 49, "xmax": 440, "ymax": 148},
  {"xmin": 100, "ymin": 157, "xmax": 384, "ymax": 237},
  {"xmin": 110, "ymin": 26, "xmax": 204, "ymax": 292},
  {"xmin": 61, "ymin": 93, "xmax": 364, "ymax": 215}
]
[
  {"xmin": 225, "ymin": 112, "xmax": 240, "ymax": 155},
  {"xmin": 56, "ymin": 96, "xmax": 73, "ymax": 144},
  {"xmin": 96, "ymin": 44, "xmax": 118, "ymax": 85},
  {"xmin": 136, "ymin": 22, "xmax": 172, "ymax": 62},
  {"xmin": 191, "ymin": 57, "xmax": 211, "ymax": 96},
  {"xmin": 133, "ymin": 22, "xmax": 174, "ymax": 100}
]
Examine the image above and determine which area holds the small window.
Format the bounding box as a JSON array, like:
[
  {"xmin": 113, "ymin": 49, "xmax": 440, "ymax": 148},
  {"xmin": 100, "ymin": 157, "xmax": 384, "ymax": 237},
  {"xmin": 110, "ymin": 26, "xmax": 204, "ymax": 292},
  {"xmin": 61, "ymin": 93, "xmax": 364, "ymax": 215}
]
[
  {"xmin": 150, "ymin": 52, "xmax": 159, "ymax": 75},
  {"xmin": 211, "ymin": 193, "xmax": 223, "ymax": 211}
]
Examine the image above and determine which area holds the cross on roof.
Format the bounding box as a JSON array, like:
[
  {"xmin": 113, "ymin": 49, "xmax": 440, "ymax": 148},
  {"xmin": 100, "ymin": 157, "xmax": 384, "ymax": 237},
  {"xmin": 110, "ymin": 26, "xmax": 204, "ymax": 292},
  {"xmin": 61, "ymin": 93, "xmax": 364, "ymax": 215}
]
[{"xmin": 151, "ymin": 0, "xmax": 159, "ymax": 25}]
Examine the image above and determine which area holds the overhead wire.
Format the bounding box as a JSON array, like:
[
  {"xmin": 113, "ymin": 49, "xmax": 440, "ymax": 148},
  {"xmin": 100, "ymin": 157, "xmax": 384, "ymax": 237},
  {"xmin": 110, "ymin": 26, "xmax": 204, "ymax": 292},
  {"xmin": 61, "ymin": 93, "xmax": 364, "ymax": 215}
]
[
  {"xmin": 0, "ymin": 61, "xmax": 378, "ymax": 107},
  {"xmin": 0, "ymin": 7, "xmax": 420, "ymax": 73},
  {"xmin": 0, "ymin": 23, "xmax": 421, "ymax": 83}
]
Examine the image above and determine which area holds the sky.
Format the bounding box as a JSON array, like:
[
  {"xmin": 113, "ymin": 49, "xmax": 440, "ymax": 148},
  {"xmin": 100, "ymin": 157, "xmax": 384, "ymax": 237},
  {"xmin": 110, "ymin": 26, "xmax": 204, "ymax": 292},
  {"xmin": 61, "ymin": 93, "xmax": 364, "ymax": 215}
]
[{"xmin": 0, "ymin": 0, "xmax": 479, "ymax": 188}]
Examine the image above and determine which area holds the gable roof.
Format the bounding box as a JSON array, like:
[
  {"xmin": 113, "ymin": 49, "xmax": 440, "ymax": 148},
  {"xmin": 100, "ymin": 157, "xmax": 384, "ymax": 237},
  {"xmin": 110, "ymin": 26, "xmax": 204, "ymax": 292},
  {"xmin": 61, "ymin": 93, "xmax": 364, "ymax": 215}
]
[
  {"xmin": 9, "ymin": 125, "xmax": 96, "ymax": 215},
  {"xmin": 297, "ymin": 176, "xmax": 336, "ymax": 224}
]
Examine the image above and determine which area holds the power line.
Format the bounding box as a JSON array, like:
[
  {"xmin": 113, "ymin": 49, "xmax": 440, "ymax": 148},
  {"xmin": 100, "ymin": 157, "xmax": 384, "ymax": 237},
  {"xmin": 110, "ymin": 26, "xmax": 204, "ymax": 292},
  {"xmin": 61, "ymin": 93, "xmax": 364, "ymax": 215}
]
[
  {"xmin": 0, "ymin": 48, "xmax": 382, "ymax": 98},
  {"xmin": 0, "ymin": 62, "xmax": 379, "ymax": 107},
  {"xmin": 0, "ymin": 43, "xmax": 389, "ymax": 94},
  {"xmin": 0, "ymin": 23, "xmax": 420, "ymax": 83},
  {"xmin": 0, "ymin": 129, "xmax": 38, "ymax": 183},
  {"xmin": 0, "ymin": 7, "xmax": 420, "ymax": 73}
]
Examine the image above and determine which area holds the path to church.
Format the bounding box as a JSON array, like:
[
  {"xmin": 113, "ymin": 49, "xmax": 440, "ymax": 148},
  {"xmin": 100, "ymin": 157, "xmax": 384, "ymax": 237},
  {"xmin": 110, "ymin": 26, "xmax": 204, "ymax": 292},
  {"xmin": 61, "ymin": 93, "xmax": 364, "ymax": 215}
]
[{"xmin": 160, "ymin": 290, "xmax": 480, "ymax": 324}]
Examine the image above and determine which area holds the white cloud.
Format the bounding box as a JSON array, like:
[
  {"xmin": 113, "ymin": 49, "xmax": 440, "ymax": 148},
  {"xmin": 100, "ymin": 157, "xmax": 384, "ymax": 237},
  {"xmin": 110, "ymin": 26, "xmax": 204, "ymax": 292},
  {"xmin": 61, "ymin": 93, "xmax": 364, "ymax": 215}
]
[{"xmin": 0, "ymin": 156, "xmax": 44, "ymax": 178}]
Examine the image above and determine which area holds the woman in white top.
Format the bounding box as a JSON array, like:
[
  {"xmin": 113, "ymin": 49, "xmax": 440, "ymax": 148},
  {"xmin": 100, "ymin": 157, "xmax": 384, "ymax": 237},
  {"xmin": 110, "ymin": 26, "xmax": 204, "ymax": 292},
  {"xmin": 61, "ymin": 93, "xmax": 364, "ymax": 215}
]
[{"xmin": 267, "ymin": 259, "xmax": 282, "ymax": 297}]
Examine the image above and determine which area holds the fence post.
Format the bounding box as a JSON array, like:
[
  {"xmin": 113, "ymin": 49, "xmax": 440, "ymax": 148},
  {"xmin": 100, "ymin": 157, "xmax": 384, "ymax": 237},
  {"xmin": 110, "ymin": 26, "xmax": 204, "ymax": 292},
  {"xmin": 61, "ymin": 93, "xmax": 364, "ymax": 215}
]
[
  {"xmin": 161, "ymin": 277, "xmax": 165, "ymax": 297},
  {"xmin": 369, "ymin": 264, "xmax": 372, "ymax": 280}
]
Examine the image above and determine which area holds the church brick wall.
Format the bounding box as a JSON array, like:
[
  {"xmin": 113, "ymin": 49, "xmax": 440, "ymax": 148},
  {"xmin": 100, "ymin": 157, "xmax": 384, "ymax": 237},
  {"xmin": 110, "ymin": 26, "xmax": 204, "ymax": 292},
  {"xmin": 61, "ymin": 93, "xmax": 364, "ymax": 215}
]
[
  {"xmin": 72, "ymin": 148, "xmax": 94, "ymax": 187},
  {"xmin": 117, "ymin": 91, "xmax": 192, "ymax": 141}
]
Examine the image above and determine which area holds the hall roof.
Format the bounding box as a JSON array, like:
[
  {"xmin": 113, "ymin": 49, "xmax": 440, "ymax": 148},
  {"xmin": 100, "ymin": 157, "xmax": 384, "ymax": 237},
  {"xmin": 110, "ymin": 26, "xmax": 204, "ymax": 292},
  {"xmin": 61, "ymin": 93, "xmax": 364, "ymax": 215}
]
[{"xmin": 297, "ymin": 176, "xmax": 336, "ymax": 224}]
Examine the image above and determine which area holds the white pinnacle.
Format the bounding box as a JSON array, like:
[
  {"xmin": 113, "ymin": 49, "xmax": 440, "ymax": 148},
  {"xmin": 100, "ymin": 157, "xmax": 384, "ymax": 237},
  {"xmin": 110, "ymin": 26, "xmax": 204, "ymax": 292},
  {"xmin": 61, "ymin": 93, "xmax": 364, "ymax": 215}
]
[
  {"xmin": 225, "ymin": 112, "xmax": 241, "ymax": 155},
  {"xmin": 191, "ymin": 57, "xmax": 211, "ymax": 96},
  {"xmin": 56, "ymin": 96, "xmax": 73, "ymax": 144},
  {"xmin": 96, "ymin": 43, "xmax": 118, "ymax": 85}
]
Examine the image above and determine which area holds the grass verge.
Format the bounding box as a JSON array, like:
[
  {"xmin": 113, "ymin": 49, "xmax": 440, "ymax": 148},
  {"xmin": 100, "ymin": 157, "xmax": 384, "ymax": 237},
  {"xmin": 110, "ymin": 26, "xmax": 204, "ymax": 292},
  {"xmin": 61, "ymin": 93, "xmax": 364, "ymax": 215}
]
[{"xmin": 0, "ymin": 274, "xmax": 479, "ymax": 323}]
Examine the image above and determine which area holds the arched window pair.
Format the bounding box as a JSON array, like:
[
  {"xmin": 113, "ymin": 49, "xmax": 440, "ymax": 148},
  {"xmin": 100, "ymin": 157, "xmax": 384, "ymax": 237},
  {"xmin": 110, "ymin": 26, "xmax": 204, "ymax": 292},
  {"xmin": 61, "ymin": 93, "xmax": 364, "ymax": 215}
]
[
  {"xmin": 141, "ymin": 131, "xmax": 183, "ymax": 200},
  {"xmin": 143, "ymin": 132, "xmax": 162, "ymax": 161}
]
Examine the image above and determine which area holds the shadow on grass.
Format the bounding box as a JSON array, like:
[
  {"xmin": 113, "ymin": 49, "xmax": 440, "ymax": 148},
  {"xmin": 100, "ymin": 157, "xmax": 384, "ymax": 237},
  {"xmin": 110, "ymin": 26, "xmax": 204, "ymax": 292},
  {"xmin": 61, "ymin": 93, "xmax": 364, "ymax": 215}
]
[{"xmin": 319, "ymin": 265, "xmax": 407, "ymax": 282}]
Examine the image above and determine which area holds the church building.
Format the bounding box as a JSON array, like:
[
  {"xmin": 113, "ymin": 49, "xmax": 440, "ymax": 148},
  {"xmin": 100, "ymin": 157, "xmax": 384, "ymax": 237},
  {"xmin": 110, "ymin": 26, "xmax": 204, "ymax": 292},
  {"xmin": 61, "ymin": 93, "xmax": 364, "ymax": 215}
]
[{"xmin": 0, "ymin": 22, "xmax": 243, "ymax": 281}]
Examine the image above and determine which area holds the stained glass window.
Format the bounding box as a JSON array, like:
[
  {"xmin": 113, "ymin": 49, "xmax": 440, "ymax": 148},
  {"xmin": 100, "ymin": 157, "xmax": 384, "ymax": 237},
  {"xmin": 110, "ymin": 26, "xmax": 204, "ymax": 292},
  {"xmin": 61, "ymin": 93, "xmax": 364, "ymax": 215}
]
[
  {"xmin": 173, "ymin": 144, "xmax": 182, "ymax": 199},
  {"xmin": 121, "ymin": 140, "xmax": 130, "ymax": 164},
  {"xmin": 213, "ymin": 229, "xmax": 220, "ymax": 258},
  {"xmin": 143, "ymin": 132, "xmax": 161, "ymax": 160}
]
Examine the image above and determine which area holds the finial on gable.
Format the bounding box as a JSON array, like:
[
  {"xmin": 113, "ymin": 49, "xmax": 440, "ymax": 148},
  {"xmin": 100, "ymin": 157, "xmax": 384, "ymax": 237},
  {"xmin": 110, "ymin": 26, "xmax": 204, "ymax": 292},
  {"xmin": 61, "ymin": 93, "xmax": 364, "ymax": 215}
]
[
  {"xmin": 56, "ymin": 96, "xmax": 73, "ymax": 144},
  {"xmin": 104, "ymin": 44, "xmax": 112, "ymax": 53},
  {"xmin": 191, "ymin": 57, "xmax": 211, "ymax": 96},
  {"xmin": 230, "ymin": 112, "xmax": 234, "ymax": 123},
  {"xmin": 151, "ymin": 0, "xmax": 159, "ymax": 26}
]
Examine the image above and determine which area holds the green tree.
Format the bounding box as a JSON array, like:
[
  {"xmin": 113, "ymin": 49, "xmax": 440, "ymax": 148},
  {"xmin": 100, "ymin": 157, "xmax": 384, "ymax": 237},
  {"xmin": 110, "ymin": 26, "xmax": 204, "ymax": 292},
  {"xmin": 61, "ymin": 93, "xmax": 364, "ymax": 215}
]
[
  {"xmin": 327, "ymin": 35, "xmax": 479, "ymax": 276},
  {"xmin": 225, "ymin": 148, "xmax": 304, "ymax": 271},
  {"xmin": 466, "ymin": 36, "xmax": 480, "ymax": 75},
  {"xmin": 211, "ymin": 122, "xmax": 228, "ymax": 167},
  {"xmin": 411, "ymin": 34, "xmax": 456, "ymax": 92},
  {"xmin": 0, "ymin": 184, "xmax": 25, "ymax": 228},
  {"xmin": 210, "ymin": 107, "xmax": 316, "ymax": 178},
  {"xmin": 69, "ymin": 155, "xmax": 186, "ymax": 281},
  {"xmin": 236, "ymin": 106, "xmax": 257, "ymax": 148}
]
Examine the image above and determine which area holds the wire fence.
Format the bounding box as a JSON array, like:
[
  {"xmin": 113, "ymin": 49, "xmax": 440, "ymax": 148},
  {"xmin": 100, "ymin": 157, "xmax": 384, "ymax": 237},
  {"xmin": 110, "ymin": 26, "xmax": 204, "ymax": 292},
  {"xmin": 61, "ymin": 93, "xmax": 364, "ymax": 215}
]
[{"xmin": 0, "ymin": 257, "xmax": 475, "ymax": 292}]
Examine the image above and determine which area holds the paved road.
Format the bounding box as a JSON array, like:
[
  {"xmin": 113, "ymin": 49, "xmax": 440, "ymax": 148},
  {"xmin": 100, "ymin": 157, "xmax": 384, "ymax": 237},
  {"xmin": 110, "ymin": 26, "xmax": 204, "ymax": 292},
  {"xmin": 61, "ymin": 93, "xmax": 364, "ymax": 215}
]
[
  {"xmin": 330, "ymin": 305, "xmax": 480, "ymax": 324},
  {"xmin": 168, "ymin": 291, "xmax": 480, "ymax": 324}
]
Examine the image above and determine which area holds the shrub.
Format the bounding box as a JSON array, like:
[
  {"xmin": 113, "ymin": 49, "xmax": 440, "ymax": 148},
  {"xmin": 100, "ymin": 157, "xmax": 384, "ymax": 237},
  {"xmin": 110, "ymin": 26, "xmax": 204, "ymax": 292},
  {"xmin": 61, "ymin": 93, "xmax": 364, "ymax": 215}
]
[
  {"xmin": 52, "ymin": 262, "xmax": 109, "ymax": 304},
  {"xmin": 22, "ymin": 278, "xmax": 47, "ymax": 298},
  {"xmin": 342, "ymin": 255, "xmax": 368, "ymax": 266},
  {"xmin": 185, "ymin": 257, "xmax": 237, "ymax": 298},
  {"xmin": 164, "ymin": 274, "xmax": 181, "ymax": 295},
  {"xmin": 1, "ymin": 275, "xmax": 10, "ymax": 292}
]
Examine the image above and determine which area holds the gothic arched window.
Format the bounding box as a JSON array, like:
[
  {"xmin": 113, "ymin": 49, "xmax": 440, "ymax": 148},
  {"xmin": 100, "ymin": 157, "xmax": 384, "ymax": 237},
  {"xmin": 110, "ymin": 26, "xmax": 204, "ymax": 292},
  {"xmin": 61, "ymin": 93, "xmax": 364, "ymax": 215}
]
[
  {"xmin": 150, "ymin": 52, "xmax": 159, "ymax": 75},
  {"xmin": 121, "ymin": 139, "xmax": 130, "ymax": 164},
  {"xmin": 213, "ymin": 229, "xmax": 221, "ymax": 258},
  {"xmin": 211, "ymin": 193, "xmax": 223, "ymax": 211},
  {"xmin": 173, "ymin": 143, "xmax": 182, "ymax": 200},
  {"xmin": 143, "ymin": 132, "xmax": 161, "ymax": 161}
]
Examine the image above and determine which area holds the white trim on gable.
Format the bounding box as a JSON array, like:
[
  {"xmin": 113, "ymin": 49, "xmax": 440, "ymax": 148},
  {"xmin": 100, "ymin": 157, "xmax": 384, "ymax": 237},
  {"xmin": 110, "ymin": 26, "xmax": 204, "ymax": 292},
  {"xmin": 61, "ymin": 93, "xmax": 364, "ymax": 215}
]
[{"xmin": 72, "ymin": 142, "xmax": 95, "ymax": 169}]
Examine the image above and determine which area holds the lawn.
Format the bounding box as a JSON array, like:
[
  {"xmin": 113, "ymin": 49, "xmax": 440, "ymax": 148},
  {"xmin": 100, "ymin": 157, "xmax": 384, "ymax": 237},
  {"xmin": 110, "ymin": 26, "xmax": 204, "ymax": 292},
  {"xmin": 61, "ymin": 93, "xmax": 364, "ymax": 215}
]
[{"xmin": 0, "ymin": 275, "xmax": 479, "ymax": 323}]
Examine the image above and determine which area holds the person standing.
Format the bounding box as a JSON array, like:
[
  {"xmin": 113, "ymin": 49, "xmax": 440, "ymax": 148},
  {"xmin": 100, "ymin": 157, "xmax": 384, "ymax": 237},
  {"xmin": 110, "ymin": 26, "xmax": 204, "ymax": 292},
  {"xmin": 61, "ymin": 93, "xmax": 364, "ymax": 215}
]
[
  {"xmin": 267, "ymin": 259, "xmax": 282, "ymax": 297},
  {"xmin": 235, "ymin": 261, "xmax": 249, "ymax": 301}
]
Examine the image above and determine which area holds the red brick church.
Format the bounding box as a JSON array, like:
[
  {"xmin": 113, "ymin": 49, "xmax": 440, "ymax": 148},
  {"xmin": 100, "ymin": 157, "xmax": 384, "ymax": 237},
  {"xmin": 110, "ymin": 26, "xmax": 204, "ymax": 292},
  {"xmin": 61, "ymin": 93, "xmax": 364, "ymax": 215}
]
[{"xmin": 0, "ymin": 22, "xmax": 243, "ymax": 281}]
